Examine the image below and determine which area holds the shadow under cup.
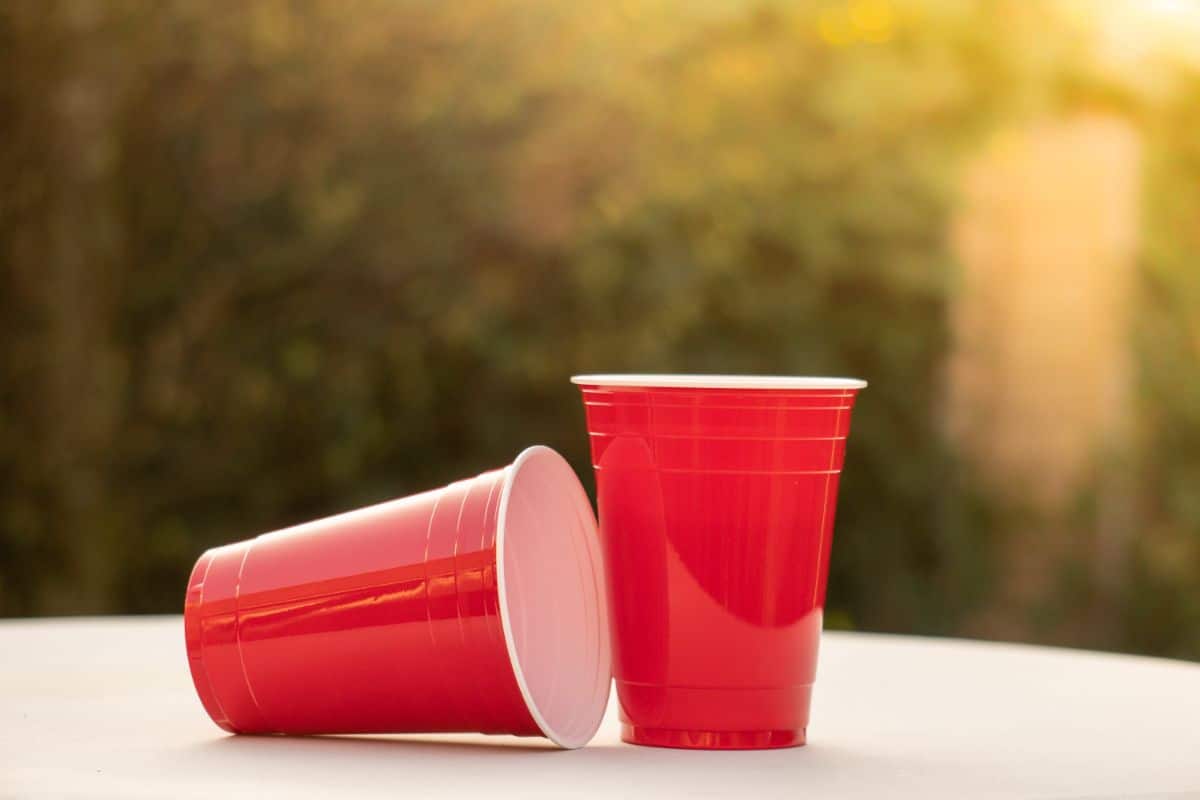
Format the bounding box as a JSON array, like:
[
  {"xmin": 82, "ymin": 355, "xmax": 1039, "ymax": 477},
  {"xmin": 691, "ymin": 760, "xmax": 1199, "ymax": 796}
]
[{"xmin": 572, "ymin": 375, "xmax": 866, "ymax": 750}]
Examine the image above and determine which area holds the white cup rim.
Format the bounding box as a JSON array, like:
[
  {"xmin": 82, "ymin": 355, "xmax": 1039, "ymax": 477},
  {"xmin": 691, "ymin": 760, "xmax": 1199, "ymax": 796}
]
[
  {"xmin": 571, "ymin": 374, "xmax": 867, "ymax": 390},
  {"xmin": 495, "ymin": 445, "xmax": 611, "ymax": 749}
]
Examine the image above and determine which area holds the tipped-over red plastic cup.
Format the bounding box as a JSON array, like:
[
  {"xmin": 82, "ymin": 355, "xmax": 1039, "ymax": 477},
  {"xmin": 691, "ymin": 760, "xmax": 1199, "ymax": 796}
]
[
  {"xmin": 183, "ymin": 445, "xmax": 611, "ymax": 749},
  {"xmin": 572, "ymin": 374, "xmax": 866, "ymax": 750}
]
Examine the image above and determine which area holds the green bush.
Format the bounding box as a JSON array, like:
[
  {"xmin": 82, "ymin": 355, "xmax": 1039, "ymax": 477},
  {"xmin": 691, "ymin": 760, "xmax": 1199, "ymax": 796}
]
[{"xmin": 2, "ymin": 1, "xmax": 1198, "ymax": 661}]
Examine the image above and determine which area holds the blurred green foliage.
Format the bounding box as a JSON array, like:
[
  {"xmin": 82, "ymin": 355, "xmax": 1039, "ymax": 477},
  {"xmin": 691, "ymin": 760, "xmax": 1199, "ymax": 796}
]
[
  {"xmin": 1128, "ymin": 72, "xmax": 1200, "ymax": 657},
  {"xmin": 1, "ymin": 0, "xmax": 1198, "ymax": 659}
]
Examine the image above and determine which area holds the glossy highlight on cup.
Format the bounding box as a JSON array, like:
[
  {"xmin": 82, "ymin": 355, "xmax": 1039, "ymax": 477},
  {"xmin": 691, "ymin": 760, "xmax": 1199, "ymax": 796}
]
[
  {"xmin": 572, "ymin": 374, "xmax": 866, "ymax": 750},
  {"xmin": 183, "ymin": 445, "xmax": 611, "ymax": 749}
]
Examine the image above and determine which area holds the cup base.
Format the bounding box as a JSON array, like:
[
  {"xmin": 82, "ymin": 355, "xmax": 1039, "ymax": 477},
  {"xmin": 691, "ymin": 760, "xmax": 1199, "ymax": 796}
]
[{"xmin": 621, "ymin": 724, "xmax": 805, "ymax": 750}]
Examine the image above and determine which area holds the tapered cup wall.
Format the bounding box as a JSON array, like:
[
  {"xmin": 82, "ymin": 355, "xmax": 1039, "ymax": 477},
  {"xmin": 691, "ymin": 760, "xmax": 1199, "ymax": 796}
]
[
  {"xmin": 573, "ymin": 375, "xmax": 865, "ymax": 750},
  {"xmin": 184, "ymin": 446, "xmax": 611, "ymax": 749}
]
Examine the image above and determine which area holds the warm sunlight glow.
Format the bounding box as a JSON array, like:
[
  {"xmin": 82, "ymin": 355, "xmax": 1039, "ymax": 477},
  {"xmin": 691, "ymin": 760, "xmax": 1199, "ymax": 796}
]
[
  {"xmin": 818, "ymin": 0, "xmax": 894, "ymax": 47},
  {"xmin": 1075, "ymin": 0, "xmax": 1200, "ymax": 75}
]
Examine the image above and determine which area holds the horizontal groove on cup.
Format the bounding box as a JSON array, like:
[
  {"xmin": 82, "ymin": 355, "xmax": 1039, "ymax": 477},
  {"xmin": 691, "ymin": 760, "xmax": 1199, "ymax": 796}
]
[
  {"xmin": 585, "ymin": 432, "xmax": 848, "ymax": 442},
  {"xmin": 591, "ymin": 465, "xmax": 843, "ymax": 475},
  {"xmin": 617, "ymin": 682, "xmax": 815, "ymax": 733},
  {"xmin": 580, "ymin": 403, "xmax": 854, "ymax": 414},
  {"xmin": 184, "ymin": 550, "xmax": 238, "ymax": 733},
  {"xmin": 579, "ymin": 392, "xmax": 856, "ymax": 402},
  {"xmin": 617, "ymin": 679, "xmax": 818, "ymax": 689},
  {"xmin": 583, "ymin": 405, "xmax": 855, "ymax": 439},
  {"xmin": 582, "ymin": 397, "xmax": 856, "ymax": 410},
  {"xmin": 587, "ymin": 435, "xmax": 846, "ymax": 473},
  {"xmin": 189, "ymin": 541, "xmax": 270, "ymax": 734},
  {"xmin": 622, "ymin": 725, "xmax": 805, "ymax": 750},
  {"xmin": 578, "ymin": 398, "xmax": 854, "ymax": 407},
  {"xmin": 450, "ymin": 471, "xmax": 513, "ymax": 735},
  {"xmin": 423, "ymin": 476, "xmax": 483, "ymax": 733}
]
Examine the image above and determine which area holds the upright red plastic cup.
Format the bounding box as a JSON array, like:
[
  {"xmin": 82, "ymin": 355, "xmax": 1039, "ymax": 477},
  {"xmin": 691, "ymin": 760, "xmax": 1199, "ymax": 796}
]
[
  {"xmin": 183, "ymin": 445, "xmax": 611, "ymax": 749},
  {"xmin": 572, "ymin": 374, "xmax": 866, "ymax": 750}
]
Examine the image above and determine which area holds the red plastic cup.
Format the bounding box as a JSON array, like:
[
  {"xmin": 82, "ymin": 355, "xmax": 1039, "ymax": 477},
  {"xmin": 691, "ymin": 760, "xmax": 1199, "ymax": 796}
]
[
  {"xmin": 572, "ymin": 374, "xmax": 866, "ymax": 750},
  {"xmin": 183, "ymin": 445, "xmax": 611, "ymax": 749}
]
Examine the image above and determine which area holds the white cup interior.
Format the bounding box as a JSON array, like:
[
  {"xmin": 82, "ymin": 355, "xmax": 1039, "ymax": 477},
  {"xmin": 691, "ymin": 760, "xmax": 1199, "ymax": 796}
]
[{"xmin": 496, "ymin": 446, "xmax": 611, "ymax": 749}]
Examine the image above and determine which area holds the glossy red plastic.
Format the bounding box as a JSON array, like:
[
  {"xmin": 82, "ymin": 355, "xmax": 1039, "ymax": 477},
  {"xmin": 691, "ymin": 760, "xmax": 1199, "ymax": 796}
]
[
  {"xmin": 183, "ymin": 445, "xmax": 611, "ymax": 749},
  {"xmin": 572, "ymin": 375, "xmax": 865, "ymax": 750}
]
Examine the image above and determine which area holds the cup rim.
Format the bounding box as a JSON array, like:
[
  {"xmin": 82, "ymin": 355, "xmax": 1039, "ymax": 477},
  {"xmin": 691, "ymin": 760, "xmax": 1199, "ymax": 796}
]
[
  {"xmin": 571, "ymin": 374, "xmax": 867, "ymax": 390},
  {"xmin": 495, "ymin": 445, "xmax": 611, "ymax": 749}
]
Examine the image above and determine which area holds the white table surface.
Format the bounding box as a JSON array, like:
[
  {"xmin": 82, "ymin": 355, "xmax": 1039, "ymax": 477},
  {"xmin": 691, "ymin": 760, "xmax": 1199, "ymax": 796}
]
[{"xmin": 2, "ymin": 617, "xmax": 1198, "ymax": 800}]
